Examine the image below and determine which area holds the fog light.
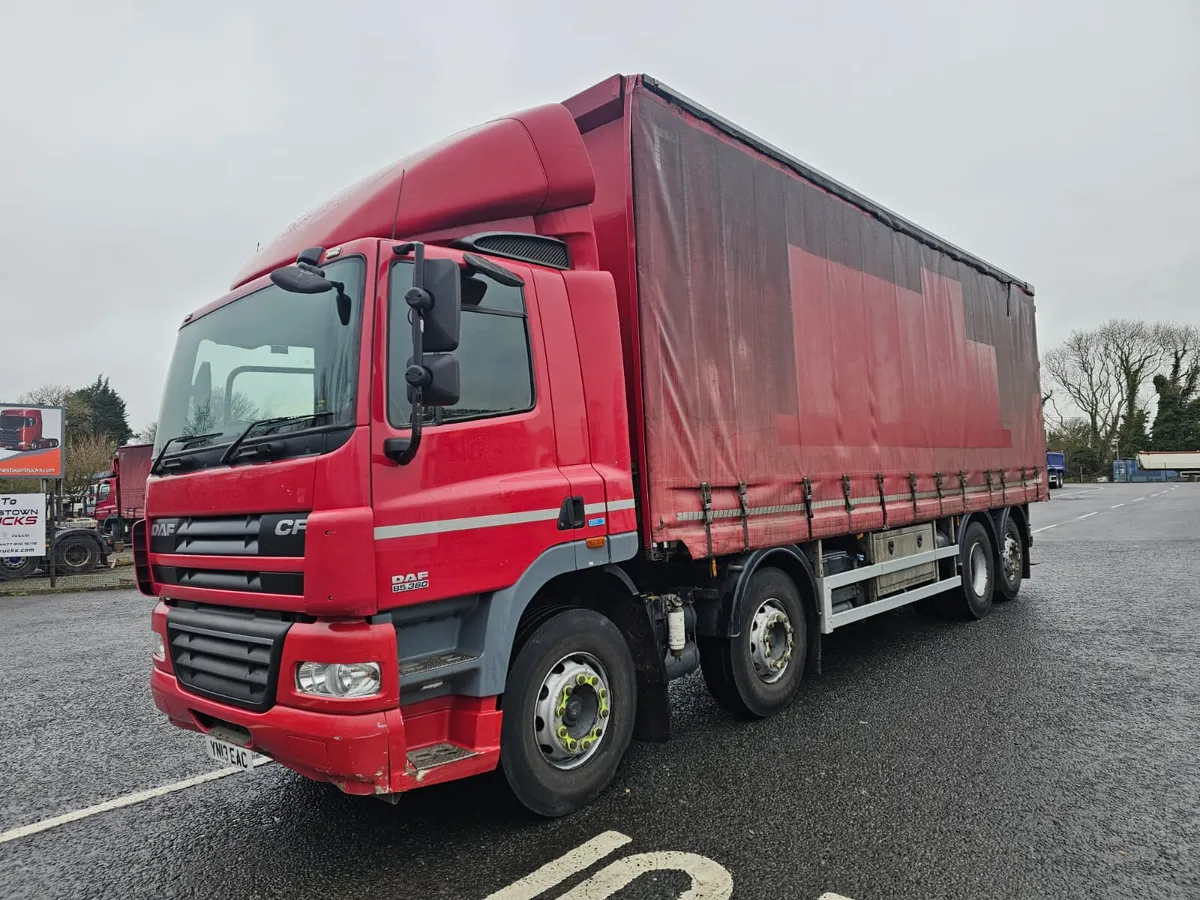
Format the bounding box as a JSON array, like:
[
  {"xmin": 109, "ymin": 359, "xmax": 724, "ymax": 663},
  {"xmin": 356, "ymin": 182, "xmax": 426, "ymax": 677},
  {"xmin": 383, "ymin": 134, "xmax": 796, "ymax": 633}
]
[
  {"xmin": 152, "ymin": 631, "xmax": 166, "ymax": 662},
  {"xmin": 296, "ymin": 662, "xmax": 381, "ymax": 698}
]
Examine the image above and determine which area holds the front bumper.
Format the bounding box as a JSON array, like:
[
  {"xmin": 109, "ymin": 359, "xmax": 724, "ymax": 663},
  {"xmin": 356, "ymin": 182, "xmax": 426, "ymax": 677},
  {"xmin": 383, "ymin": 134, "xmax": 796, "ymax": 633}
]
[
  {"xmin": 150, "ymin": 602, "xmax": 502, "ymax": 794},
  {"xmin": 151, "ymin": 668, "xmax": 399, "ymax": 794}
]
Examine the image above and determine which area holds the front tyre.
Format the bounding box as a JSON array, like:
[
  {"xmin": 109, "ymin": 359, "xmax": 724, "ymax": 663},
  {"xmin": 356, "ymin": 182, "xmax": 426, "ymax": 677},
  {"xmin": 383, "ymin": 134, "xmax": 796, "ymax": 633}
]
[
  {"xmin": 500, "ymin": 608, "xmax": 636, "ymax": 817},
  {"xmin": 699, "ymin": 567, "xmax": 807, "ymax": 719},
  {"xmin": 996, "ymin": 516, "xmax": 1024, "ymax": 602},
  {"xmin": 0, "ymin": 556, "xmax": 38, "ymax": 580}
]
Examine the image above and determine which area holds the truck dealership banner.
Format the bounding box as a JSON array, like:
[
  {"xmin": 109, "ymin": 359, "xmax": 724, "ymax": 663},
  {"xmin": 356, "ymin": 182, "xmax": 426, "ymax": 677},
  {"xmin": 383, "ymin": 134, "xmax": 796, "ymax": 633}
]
[
  {"xmin": 0, "ymin": 404, "xmax": 64, "ymax": 478},
  {"xmin": 0, "ymin": 493, "xmax": 46, "ymax": 557}
]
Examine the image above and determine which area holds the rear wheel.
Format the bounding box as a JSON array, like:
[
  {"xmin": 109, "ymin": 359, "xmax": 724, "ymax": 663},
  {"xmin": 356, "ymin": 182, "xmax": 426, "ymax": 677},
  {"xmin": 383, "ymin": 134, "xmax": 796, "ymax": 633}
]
[
  {"xmin": 500, "ymin": 608, "xmax": 636, "ymax": 817},
  {"xmin": 997, "ymin": 516, "xmax": 1024, "ymax": 602},
  {"xmin": 699, "ymin": 567, "xmax": 807, "ymax": 719},
  {"xmin": 954, "ymin": 521, "xmax": 995, "ymax": 619},
  {"xmin": 55, "ymin": 535, "xmax": 99, "ymax": 575}
]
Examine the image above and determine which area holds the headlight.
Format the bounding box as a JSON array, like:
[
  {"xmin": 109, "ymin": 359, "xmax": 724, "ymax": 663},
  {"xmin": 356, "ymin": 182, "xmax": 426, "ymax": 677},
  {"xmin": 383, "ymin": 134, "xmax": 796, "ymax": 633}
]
[
  {"xmin": 152, "ymin": 631, "xmax": 166, "ymax": 662},
  {"xmin": 296, "ymin": 662, "xmax": 382, "ymax": 699}
]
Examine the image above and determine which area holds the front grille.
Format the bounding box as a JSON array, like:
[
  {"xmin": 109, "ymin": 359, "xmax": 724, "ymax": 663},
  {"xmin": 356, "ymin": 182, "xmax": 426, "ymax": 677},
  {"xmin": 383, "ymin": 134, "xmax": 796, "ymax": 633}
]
[
  {"xmin": 154, "ymin": 566, "xmax": 303, "ymax": 595},
  {"xmin": 166, "ymin": 604, "xmax": 294, "ymax": 711},
  {"xmin": 149, "ymin": 514, "xmax": 307, "ymax": 557}
]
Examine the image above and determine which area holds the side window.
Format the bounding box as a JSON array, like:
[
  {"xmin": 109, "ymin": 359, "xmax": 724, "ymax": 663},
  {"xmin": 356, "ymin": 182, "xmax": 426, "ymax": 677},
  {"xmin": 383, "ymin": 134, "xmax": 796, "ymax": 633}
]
[
  {"xmin": 387, "ymin": 261, "xmax": 534, "ymax": 427},
  {"xmin": 98, "ymin": 483, "xmax": 111, "ymax": 500}
]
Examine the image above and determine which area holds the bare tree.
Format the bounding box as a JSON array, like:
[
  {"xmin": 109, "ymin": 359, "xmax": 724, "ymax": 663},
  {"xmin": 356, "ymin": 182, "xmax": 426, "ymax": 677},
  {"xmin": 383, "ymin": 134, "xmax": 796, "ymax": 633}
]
[
  {"xmin": 64, "ymin": 433, "xmax": 117, "ymax": 499},
  {"xmin": 1102, "ymin": 320, "xmax": 1163, "ymax": 417},
  {"xmin": 1153, "ymin": 323, "xmax": 1200, "ymax": 381},
  {"xmin": 136, "ymin": 421, "xmax": 158, "ymax": 444},
  {"xmin": 1043, "ymin": 329, "xmax": 1124, "ymax": 450}
]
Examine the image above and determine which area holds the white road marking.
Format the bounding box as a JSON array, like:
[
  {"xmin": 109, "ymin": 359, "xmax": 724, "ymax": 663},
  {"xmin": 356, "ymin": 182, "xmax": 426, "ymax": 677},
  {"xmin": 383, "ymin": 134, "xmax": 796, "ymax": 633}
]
[
  {"xmin": 0, "ymin": 759, "xmax": 273, "ymax": 845},
  {"xmin": 1032, "ymin": 524, "xmax": 1059, "ymax": 534},
  {"xmin": 818, "ymin": 895, "xmax": 856, "ymax": 900},
  {"xmin": 1133, "ymin": 497, "xmax": 1146, "ymax": 502},
  {"xmin": 558, "ymin": 851, "xmax": 733, "ymax": 900},
  {"xmin": 1111, "ymin": 504, "xmax": 1125, "ymax": 509},
  {"xmin": 484, "ymin": 831, "xmax": 632, "ymax": 900},
  {"xmin": 1077, "ymin": 511, "xmax": 1098, "ymax": 520}
]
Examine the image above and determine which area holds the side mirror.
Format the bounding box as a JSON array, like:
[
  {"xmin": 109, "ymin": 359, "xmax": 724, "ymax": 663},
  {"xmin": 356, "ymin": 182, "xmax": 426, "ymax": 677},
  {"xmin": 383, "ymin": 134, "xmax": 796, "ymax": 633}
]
[
  {"xmin": 406, "ymin": 354, "xmax": 460, "ymax": 407},
  {"xmin": 406, "ymin": 258, "xmax": 461, "ymax": 353},
  {"xmin": 270, "ymin": 265, "xmax": 334, "ymax": 295}
]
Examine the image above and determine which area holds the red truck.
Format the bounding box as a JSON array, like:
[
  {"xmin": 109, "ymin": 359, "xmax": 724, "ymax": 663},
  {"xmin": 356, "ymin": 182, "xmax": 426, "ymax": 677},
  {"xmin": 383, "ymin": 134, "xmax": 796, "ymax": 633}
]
[
  {"xmin": 87, "ymin": 443, "xmax": 153, "ymax": 538},
  {"xmin": 0, "ymin": 408, "xmax": 59, "ymax": 451},
  {"xmin": 141, "ymin": 74, "xmax": 1045, "ymax": 817}
]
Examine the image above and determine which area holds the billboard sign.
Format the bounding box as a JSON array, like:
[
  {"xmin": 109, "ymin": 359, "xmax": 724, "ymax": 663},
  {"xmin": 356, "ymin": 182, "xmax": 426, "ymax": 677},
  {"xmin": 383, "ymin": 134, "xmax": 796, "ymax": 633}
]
[
  {"xmin": 0, "ymin": 404, "xmax": 64, "ymax": 478},
  {"xmin": 0, "ymin": 493, "xmax": 46, "ymax": 557}
]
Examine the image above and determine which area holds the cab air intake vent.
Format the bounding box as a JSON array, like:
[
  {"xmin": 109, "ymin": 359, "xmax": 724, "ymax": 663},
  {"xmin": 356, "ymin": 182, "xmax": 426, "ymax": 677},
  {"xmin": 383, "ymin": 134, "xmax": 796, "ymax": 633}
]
[{"xmin": 453, "ymin": 233, "xmax": 570, "ymax": 270}]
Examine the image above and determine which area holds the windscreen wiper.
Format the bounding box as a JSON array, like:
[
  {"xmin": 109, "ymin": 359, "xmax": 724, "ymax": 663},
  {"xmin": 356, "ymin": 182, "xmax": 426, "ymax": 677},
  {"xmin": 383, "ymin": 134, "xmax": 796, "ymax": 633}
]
[
  {"xmin": 219, "ymin": 412, "xmax": 339, "ymax": 464},
  {"xmin": 151, "ymin": 432, "xmax": 222, "ymax": 474}
]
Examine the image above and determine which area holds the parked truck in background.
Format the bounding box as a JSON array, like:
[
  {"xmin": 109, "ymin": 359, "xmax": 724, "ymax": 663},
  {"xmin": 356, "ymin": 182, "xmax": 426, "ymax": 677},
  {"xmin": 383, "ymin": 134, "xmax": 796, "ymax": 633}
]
[
  {"xmin": 1047, "ymin": 451, "xmax": 1066, "ymax": 488},
  {"xmin": 1138, "ymin": 451, "xmax": 1200, "ymax": 482},
  {"xmin": 141, "ymin": 74, "xmax": 1046, "ymax": 817},
  {"xmin": 0, "ymin": 408, "xmax": 59, "ymax": 451},
  {"xmin": 86, "ymin": 443, "xmax": 153, "ymax": 539}
]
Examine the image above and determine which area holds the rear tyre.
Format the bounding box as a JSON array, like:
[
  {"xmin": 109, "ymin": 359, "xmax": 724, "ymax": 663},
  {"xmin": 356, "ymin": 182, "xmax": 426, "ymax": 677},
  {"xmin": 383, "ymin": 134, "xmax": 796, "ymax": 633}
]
[
  {"xmin": 699, "ymin": 567, "xmax": 807, "ymax": 719},
  {"xmin": 996, "ymin": 516, "xmax": 1024, "ymax": 602},
  {"xmin": 955, "ymin": 521, "xmax": 995, "ymax": 619},
  {"xmin": 500, "ymin": 608, "xmax": 636, "ymax": 817},
  {"xmin": 55, "ymin": 535, "xmax": 99, "ymax": 575}
]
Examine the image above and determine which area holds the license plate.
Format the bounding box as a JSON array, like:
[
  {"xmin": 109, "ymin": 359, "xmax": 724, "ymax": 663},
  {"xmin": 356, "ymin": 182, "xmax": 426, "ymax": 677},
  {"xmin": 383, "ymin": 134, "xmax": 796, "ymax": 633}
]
[{"xmin": 204, "ymin": 735, "xmax": 262, "ymax": 770}]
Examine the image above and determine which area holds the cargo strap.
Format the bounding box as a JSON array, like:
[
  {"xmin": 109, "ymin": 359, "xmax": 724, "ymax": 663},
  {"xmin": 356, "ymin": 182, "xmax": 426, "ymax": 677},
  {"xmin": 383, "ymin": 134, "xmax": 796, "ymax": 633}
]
[
  {"xmin": 842, "ymin": 475, "xmax": 853, "ymax": 515},
  {"xmin": 958, "ymin": 471, "xmax": 967, "ymax": 507},
  {"xmin": 935, "ymin": 472, "xmax": 945, "ymax": 517},
  {"xmin": 999, "ymin": 470, "xmax": 1008, "ymax": 502},
  {"xmin": 876, "ymin": 473, "xmax": 888, "ymax": 528},
  {"xmin": 986, "ymin": 470, "xmax": 995, "ymax": 503},
  {"xmin": 802, "ymin": 477, "xmax": 814, "ymax": 540},
  {"xmin": 908, "ymin": 472, "xmax": 918, "ymax": 514},
  {"xmin": 700, "ymin": 482, "xmax": 714, "ymax": 560},
  {"xmin": 737, "ymin": 481, "xmax": 750, "ymax": 551}
]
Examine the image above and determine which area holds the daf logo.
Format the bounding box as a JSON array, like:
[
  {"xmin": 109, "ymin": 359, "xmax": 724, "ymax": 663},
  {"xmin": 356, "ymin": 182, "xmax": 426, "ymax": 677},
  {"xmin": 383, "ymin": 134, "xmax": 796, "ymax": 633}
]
[
  {"xmin": 391, "ymin": 571, "xmax": 429, "ymax": 593},
  {"xmin": 275, "ymin": 518, "xmax": 307, "ymax": 536},
  {"xmin": 150, "ymin": 522, "xmax": 176, "ymax": 537}
]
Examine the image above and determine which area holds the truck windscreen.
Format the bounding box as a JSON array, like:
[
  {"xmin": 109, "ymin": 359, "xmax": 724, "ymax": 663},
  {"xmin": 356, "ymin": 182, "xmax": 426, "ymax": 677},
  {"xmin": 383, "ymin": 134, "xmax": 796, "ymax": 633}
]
[{"xmin": 154, "ymin": 256, "xmax": 366, "ymax": 464}]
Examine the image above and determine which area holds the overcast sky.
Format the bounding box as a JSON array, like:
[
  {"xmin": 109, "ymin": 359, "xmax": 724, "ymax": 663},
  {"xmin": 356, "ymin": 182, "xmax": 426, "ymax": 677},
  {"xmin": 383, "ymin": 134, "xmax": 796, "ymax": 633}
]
[{"xmin": 2, "ymin": 0, "xmax": 1197, "ymax": 429}]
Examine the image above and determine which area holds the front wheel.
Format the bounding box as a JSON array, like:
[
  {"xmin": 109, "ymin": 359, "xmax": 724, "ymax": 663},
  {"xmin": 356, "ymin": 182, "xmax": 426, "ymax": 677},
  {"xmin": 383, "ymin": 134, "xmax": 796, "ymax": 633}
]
[
  {"xmin": 699, "ymin": 567, "xmax": 807, "ymax": 719},
  {"xmin": 500, "ymin": 608, "xmax": 637, "ymax": 817},
  {"xmin": 0, "ymin": 556, "xmax": 38, "ymax": 581}
]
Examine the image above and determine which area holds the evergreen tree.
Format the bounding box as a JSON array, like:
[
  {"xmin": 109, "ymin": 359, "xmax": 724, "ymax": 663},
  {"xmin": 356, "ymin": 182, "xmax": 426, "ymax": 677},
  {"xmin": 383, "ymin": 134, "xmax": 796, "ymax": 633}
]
[{"xmin": 74, "ymin": 375, "xmax": 133, "ymax": 445}]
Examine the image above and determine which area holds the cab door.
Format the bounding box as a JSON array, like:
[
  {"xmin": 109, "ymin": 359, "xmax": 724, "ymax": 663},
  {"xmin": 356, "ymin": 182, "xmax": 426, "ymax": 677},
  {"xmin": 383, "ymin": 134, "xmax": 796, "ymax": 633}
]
[{"xmin": 370, "ymin": 245, "xmax": 587, "ymax": 606}]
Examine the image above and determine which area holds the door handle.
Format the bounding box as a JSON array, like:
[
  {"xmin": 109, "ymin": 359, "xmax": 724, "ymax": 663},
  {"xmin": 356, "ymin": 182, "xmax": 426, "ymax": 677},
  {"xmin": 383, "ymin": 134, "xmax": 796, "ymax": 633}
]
[{"xmin": 557, "ymin": 496, "xmax": 585, "ymax": 531}]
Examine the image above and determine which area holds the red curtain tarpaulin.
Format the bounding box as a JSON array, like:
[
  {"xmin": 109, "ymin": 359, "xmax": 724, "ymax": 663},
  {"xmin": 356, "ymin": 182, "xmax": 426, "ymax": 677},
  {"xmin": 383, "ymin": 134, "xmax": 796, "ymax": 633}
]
[{"xmin": 626, "ymin": 83, "xmax": 1044, "ymax": 558}]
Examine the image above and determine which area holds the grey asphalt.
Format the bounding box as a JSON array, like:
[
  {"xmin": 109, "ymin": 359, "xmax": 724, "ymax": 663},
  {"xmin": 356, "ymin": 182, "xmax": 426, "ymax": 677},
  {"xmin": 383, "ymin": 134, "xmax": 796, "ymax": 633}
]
[{"xmin": 1, "ymin": 483, "xmax": 1196, "ymax": 899}]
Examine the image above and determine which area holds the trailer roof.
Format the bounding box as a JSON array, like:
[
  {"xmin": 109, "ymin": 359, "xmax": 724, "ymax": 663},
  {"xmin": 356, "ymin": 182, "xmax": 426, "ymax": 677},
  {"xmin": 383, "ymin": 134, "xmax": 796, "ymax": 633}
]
[{"xmin": 641, "ymin": 76, "xmax": 1033, "ymax": 294}]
